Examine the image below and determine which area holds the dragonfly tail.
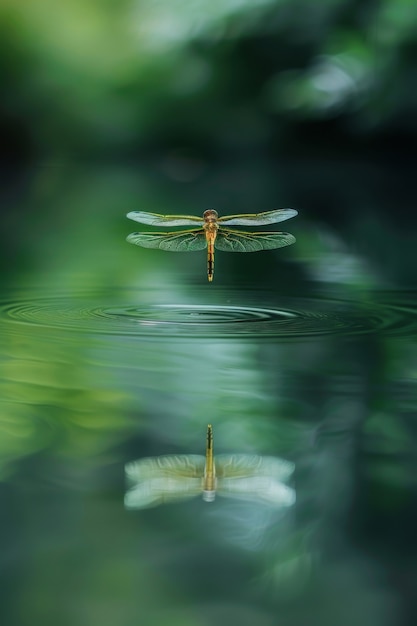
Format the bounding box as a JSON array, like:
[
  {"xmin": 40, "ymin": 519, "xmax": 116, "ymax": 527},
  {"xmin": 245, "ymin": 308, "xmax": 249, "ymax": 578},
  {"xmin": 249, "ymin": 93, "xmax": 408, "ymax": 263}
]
[{"xmin": 207, "ymin": 244, "xmax": 214, "ymax": 282}]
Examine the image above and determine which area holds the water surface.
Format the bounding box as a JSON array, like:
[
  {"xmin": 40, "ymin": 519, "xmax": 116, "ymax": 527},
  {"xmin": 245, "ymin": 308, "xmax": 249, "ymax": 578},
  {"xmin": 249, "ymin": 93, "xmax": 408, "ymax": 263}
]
[{"xmin": 1, "ymin": 277, "xmax": 415, "ymax": 625}]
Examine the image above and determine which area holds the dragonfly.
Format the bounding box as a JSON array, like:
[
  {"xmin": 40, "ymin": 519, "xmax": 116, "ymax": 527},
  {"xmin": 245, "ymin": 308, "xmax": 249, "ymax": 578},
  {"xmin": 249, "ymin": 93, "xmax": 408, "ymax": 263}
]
[
  {"xmin": 124, "ymin": 424, "xmax": 296, "ymax": 509},
  {"xmin": 126, "ymin": 208, "xmax": 298, "ymax": 282}
]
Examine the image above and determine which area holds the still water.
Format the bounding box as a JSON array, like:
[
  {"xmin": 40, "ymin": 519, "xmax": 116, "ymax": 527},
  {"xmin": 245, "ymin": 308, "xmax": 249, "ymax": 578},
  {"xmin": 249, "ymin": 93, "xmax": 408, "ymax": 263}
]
[{"xmin": 1, "ymin": 169, "xmax": 416, "ymax": 626}]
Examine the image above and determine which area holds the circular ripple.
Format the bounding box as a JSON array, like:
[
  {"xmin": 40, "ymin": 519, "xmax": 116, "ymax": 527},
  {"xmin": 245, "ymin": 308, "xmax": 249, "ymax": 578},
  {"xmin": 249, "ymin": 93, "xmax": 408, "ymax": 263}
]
[{"xmin": 1, "ymin": 292, "xmax": 417, "ymax": 339}]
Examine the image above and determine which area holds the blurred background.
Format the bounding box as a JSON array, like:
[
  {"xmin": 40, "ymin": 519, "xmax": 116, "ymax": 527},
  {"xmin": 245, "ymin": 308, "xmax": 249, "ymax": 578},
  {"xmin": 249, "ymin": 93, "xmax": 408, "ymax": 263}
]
[
  {"xmin": 1, "ymin": 0, "xmax": 417, "ymax": 288},
  {"xmin": 1, "ymin": 1, "xmax": 417, "ymax": 625}
]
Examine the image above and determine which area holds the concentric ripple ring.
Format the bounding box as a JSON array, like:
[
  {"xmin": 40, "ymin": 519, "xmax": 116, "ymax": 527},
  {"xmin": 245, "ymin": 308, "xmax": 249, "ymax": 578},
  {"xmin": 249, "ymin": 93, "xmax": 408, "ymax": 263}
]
[{"xmin": 0, "ymin": 292, "xmax": 416, "ymax": 339}]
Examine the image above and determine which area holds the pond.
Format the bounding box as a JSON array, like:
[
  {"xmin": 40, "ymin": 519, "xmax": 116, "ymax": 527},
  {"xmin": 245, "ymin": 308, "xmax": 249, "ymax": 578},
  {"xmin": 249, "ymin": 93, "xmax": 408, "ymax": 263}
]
[{"xmin": 1, "ymin": 165, "xmax": 415, "ymax": 626}]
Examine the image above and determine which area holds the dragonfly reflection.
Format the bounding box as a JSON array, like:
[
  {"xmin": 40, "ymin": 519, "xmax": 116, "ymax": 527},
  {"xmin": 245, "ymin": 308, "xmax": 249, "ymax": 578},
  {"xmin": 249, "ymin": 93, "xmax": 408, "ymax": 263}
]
[
  {"xmin": 126, "ymin": 208, "xmax": 297, "ymax": 282},
  {"xmin": 125, "ymin": 425, "xmax": 296, "ymax": 509}
]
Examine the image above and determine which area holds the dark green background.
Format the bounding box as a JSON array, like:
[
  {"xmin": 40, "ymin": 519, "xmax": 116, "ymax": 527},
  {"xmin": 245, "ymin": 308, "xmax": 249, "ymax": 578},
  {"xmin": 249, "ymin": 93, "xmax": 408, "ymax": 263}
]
[{"xmin": 1, "ymin": 1, "xmax": 417, "ymax": 625}]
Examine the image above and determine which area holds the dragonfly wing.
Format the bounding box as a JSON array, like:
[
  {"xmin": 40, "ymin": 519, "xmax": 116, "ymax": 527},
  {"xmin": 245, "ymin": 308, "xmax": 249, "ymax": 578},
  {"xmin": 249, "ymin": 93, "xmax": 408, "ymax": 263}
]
[
  {"xmin": 126, "ymin": 455, "xmax": 206, "ymax": 481},
  {"xmin": 127, "ymin": 231, "xmax": 207, "ymax": 252},
  {"xmin": 127, "ymin": 211, "xmax": 204, "ymax": 226},
  {"xmin": 125, "ymin": 477, "xmax": 203, "ymax": 509},
  {"xmin": 217, "ymin": 209, "xmax": 297, "ymax": 226},
  {"xmin": 216, "ymin": 476, "xmax": 296, "ymax": 506},
  {"xmin": 125, "ymin": 455, "xmax": 205, "ymax": 509},
  {"xmin": 215, "ymin": 454, "xmax": 295, "ymax": 481},
  {"xmin": 215, "ymin": 230, "xmax": 295, "ymax": 252},
  {"xmin": 215, "ymin": 454, "xmax": 295, "ymax": 507}
]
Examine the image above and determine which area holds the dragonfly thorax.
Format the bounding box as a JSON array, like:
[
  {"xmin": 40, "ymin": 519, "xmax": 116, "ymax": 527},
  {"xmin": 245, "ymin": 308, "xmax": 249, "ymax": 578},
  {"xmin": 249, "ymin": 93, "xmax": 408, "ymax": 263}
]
[{"xmin": 203, "ymin": 209, "xmax": 218, "ymax": 221}]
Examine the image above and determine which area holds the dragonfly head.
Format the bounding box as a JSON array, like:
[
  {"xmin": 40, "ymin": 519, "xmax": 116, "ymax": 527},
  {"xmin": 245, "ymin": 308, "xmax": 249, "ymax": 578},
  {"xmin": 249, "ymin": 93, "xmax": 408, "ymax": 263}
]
[
  {"xmin": 203, "ymin": 209, "xmax": 218, "ymax": 221},
  {"xmin": 202, "ymin": 490, "xmax": 216, "ymax": 502}
]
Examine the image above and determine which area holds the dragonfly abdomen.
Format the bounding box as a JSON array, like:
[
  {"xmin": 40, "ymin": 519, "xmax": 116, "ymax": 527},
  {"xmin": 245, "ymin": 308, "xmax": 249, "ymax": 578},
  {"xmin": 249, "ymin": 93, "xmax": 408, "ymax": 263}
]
[
  {"xmin": 207, "ymin": 245, "xmax": 214, "ymax": 282},
  {"xmin": 204, "ymin": 227, "xmax": 218, "ymax": 282}
]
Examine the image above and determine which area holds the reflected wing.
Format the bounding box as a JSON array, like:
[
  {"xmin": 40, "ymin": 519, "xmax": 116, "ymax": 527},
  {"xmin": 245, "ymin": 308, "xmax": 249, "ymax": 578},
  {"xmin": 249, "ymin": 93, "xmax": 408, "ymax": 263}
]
[
  {"xmin": 215, "ymin": 230, "xmax": 295, "ymax": 252},
  {"xmin": 127, "ymin": 211, "xmax": 204, "ymax": 226},
  {"xmin": 125, "ymin": 455, "xmax": 205, "ymax": 509},
  {"xmin": 127, "ymin": 230, "xmax": 207, "ymax": 252},
  {"xmin": 217, "ymin": 209, "xmax": 297, "ymax": 226},
  {"xmin": 125, "ymin": 478, "xmax": 203, "ymax": 509},
  {"xmin": 215, "ymin": 455, "xmax": 295, "ymax": 480},
  {"xmin": 217, "ymin": 476, "xmax": 296, "ymax": 506},
  {"xmin": 215, "ymin": 455, "xmax": 296, "ymax": 507}
]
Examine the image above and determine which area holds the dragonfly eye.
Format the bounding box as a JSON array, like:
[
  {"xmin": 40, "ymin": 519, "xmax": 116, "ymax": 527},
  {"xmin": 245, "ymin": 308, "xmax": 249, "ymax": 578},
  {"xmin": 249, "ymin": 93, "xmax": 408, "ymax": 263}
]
[{"xmin": 203, "ymin": 209, "xmax": 218, "ymax": 220}]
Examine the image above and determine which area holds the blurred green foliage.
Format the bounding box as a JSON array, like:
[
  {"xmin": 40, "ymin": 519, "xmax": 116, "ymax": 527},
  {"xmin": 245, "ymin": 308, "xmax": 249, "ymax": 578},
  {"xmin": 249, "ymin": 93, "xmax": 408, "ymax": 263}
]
[
  {"xmin": 2, "ymin": 0, "xmax": 417, "ymax": 288},
  {"xmin": 1, "ymin": 0, "xmax": 416, "ymax": 160}
]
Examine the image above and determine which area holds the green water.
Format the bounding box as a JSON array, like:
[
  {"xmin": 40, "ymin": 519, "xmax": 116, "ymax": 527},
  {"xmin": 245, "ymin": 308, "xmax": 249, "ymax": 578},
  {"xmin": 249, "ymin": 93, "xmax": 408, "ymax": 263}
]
[{"xmin": 1, "ymin": 166, "xmax": 416, "ymax": 626}]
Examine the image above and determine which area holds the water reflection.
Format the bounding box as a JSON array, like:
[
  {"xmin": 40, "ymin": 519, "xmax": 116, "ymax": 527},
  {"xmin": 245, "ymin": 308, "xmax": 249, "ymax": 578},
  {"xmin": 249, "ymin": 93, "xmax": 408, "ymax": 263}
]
[
  {"xmin": 1, "ymin": 279, "xmax": 416, "ymax": 624},
  {"xmin": 125, "ymin": 424, "xmax": 295, "ymax": 509}
]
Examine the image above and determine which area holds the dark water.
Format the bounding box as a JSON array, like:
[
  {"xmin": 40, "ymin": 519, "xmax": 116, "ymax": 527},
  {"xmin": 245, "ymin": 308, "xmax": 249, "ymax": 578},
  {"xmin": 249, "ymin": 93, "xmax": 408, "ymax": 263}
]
[{"xmin": 1, "ymin": 273, "xmax": 417, "ymax": 625}]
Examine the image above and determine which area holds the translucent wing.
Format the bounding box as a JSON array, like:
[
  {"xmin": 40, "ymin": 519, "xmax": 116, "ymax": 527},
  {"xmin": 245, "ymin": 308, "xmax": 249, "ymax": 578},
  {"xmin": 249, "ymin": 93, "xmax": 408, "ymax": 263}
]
[
  {"xmin": 215, "ymin": 454, "xmax": 296, "ymax": 507},
  {"xmin": 217, "ymin": 209, "xmax": 297, "ymax": 226},
  {"xmin": 126, "ymin": 454, "xmax": 206, "ymax": 481},
  {"xmin": 127, "ymin": 211, "xmax": 204, "ymax": 226},
  {"xmin": 125, "ymin": 454, "xmax": 205, "ymax": 509},
  {"xmin": 215, "ymin": 454, "xmax": 295, "ymax": 480},
  {"xmin": 127, "ymin": 230, "xmax": 207, "ymax": 252},
  {"xmin": 215, "ymin": 230, "xmax": 296, "ymax": 252},
  {"xmin": 217, "ymin": 477, "xmax": 296, "ymax": 506}
]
